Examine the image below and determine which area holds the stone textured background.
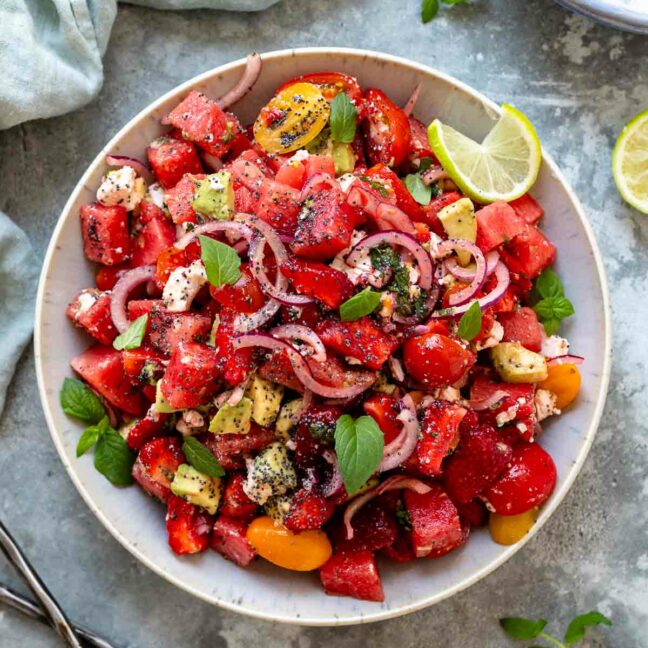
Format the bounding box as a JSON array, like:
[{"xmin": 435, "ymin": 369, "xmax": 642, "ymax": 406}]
[{"xmin": 0, "ymin": 0, "xmax": 646, "ymax": 646}]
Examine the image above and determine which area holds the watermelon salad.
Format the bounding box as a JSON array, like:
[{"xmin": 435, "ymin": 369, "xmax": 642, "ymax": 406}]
[{"xmin": 62, "ymin": 55, "xmax": 583, "ymax": 602}]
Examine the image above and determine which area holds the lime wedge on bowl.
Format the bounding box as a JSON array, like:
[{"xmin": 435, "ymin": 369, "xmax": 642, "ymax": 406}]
[
  {"xmin": 428, "ymin": 104, "xmax": 542, "ymax": 204},
  {"xmin": 612, "ymin": 109, "xmax": 648, "ymax": 215}
]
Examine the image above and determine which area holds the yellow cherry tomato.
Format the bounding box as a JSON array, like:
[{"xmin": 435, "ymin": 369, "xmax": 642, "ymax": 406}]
[
  {"xmin": 537, "ymin": 363, "xmax": 581, "ymax": 410},
  {"xmin": 489, "ymin": 509, "xmax": 538, "ymax": 545},
  {"xmin": 246, "ymin": 516, "xmax": 332, "ymax": 571},
  {"xmin": 254, "ymin": 82, "xmax": 330, "ymax": 155}
]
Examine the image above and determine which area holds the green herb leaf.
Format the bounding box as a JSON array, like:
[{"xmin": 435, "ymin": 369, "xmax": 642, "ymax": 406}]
[
  {"xmin": 76, "ymin": 416, "xmax": 110, "ymax": 457},
  {"xmin": 457, "ymin": 301, "xmax": 483, "ymax": 341},
  {"xmin": 421, "ymin": 0, "xmax": 439, "ymax": 22},
  {"xmin": 499, "ymin": 618, "xmax": 548, "ymax": 640},
  {"xmin": 60, "ymin": 377, "xmax": 105, "ymax": 424},
  {"xmin": 199, "ymin": 235, "xmax": 241, "ymax": 287},
  {"xmin": 183, "ymin": 436, "xmax": 225, "ymax": 478},
  {"xmin": 334, "ymin": 415, "xmax": 384, "ymax": 496},
  {"xmin": 94, "ymin": 426, "xmax": 135, "ymax": 486},
  {"xmin": 330, "ymin": 92, "xmax": 357, "ymax": 144},
  {"xmin": 534, "ymin": 295, "xmax": 575, "ymax": 335},
  {"xmin": 113, "ymin": 314, "xmax": 148, "ymax": 351},
  {"xmin": 404, "ymin": 173, "xmax": 432, "ymax": 205},
  {"xmin": 359, "ymin": 176, "xmax": 391, "ymax": 198},
  {"xmin": 564, "ymin": 611, "xmax": 612, "ymax": 645},
  {"xmin": 419, "ymin": 157, "xmax": 435, "ymax": 172},
  {"xmin": 339, "ymin": 288, "xmax": 382, "ymax": 321},
  {"xmin": 535, "ymin": 268, "xmax": 565, "ymax": 300},
  {"xmin": 442, "ymin": 0, "xmax": 467, "ymax": 4}
]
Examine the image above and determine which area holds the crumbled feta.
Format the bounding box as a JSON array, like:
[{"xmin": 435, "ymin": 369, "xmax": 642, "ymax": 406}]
[
  {"xmin": 97, "ymin": 166, "xmax": 146, "ymax": 211},
  {"xmin": 337, "ymin": 173, "xmax": 357, "ymax": 193},
  {"xmin": 291, "ymin": 149, "xmax": 310, "ymax": 163},
  {"xmin": 495, "ymin": 405, "xmax": 518, "ymax": 427},
  {"xmin": 330, "ymin": 229, "xmax": 373, "ymax": 285},
  {"xmin": 162, "ymin": 260, "xmax": 207, "ymax": 312},
  {"xmin": 535, "ymin": 388, "xmax": 561, "ymax": 421},
  {"xmin": 146, "ymin": 182, "xmax": 166, "ymax": 209},
  {"xmin": 176, "ymin": 410, "xmax": 206, "ymax": 436},
  {"xmin": 435, "ymin": 386, "xmax": 462, "ymax": 402},
  {"xmin": 474, "ymin": 320, "xmax": 504, "ymax": 351},
  {"xmin": 541, "ymin": 334, "xmax": 570, "ymax": 358},
  {"xmin": 76, "ymin": 290, "xmax": 99, "ymax": 314}
]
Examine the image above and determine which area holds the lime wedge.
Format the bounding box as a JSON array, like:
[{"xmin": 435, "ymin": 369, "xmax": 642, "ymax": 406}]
[
  {"xmin": 428, "ymin": 104, "xmax": 542, "ymax": 204},
  {"xmin": 612, "ymin": 109, "xmax": 648, "ymax": 215}
]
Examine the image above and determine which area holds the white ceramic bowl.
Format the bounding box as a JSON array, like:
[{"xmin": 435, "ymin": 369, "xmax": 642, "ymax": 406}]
[{"xmin": 35, "ymin": 48, "xmax": 611, "ymax": 626}]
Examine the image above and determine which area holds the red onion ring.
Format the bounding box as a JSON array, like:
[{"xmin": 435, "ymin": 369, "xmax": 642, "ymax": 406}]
[
  {"xmin": 445, "ymin": 250, "xmax": 500, "ymax": 281},
  {"xmin": 467, "ymin": 390, "xmax": 509, "ymax": 411},
  {"xmin": 270, "ymin": 324, "xmax": 327, "ymax": 362},
  {"xmin": 422, "ymin": 166, "xmax": 449, "ymax": 186},
  {"xmin": 430, "ymin": 261, "xmax": 510, "ymax": 318},
  {"xmin": 402, "ymin": 82, "xmax": 422, "ymax": 117},
  {"xmin": 232, "ymin": 334, "xmax": 372, "ymax": 399},
  {"xmin": 300, "ymin": 172, "xmax": 337, "ymax": 201},
  {"xmin": 105, "ymin": 154, "xmax": 153, "ymax": 184},
  {"xmin": 347, "ymin": 186, "xmax": 416, "ymax": 235},
  {"xmin": 547, "ymin": 354, "xmax": 584, "ymax": 367},
  {"xmin": 343, "ymin": 475, "xmax": 432, "ymax": 540},
  {"xmin": 322, "ymin": 450, "xmax": 343, "ymax": 498},
  {"xmin": 387, "ymin": 356, "xmax": 405, "ymax": 383},
  {"xmin": 175, "ymin": 220, "xmax": 253, "ymax": 250},
  {"xmin": 110, "ymin": 265, "xmax": 156, "ymax": 333},
  {"xmin": 391, "ymin": 285, "xmax": 440, "ymax": 325},
  {"xmin": 436, "ymin": 239, "xmax": 487, "ymax": 307},
  {"xmin": 346, "ymin": 231, "xmax": 434, "ymax": 290},
  {"xmin": 289, "ymin": 389, "xmax": 312, "ymax": 427},
  {"xmin": 378, "ymin": 395, "xmax": 419, "ymax": 472},
  {"xmin": 215, "ymin": 53, "xmax": 262, "ymax": 110},
  {"xmin": 234, "ymin": 299, "xmax": 281, "ymax": 334}
]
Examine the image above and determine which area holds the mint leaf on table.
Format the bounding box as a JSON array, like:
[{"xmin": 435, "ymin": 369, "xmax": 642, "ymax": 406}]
[
  {"xmin": 94, "ymin": 427, "xmax": 135, "ymax": 486},
  {"xmin": 183, "ymin": 436, "xmax": 225, "ymax": 478},
  {"xmin": 199, "ymin": 234, "xmax": 241, "ymax": 287},
  {"xmin": 330, "ymin": 92, "xmax": 357, "ymax": 144},
  {"xmin": 499, "ymin": 617, "xmax": 547, "ymax": 640},
  {"xmin": 76, "ymin": 416, "xmax": 110, "ymax": 458},
  {"xmin": 564, "ymin": 611, "xmax": 612, "ymax": 646},
  {"xmin": 60, "ymin": 377, "xmax": 105, "ymax": 424},
  {"xmin": 404, "ymin": 173, "xmax": 432, "ymax": 205},
  {"xmin": 457, "ymin": 300, "xmax": 483, "ymax": 341},
  {"xmin": 334, "ymin": 414, "xmax": 384, "ymax": 496},
  {"xmin": 421, "ymin": 0, "xmax": 439, "ymax": 22},
  {"xmin": 339, "ymin": 288, "xmax": 382, "ymax": 321},
  {"xmin": 533, "ymin": 268, "xmax": 574, "ymax": 335},
  {"xmin": 113, "ymin": 314, "xmax": 148, "ymax": 351}
]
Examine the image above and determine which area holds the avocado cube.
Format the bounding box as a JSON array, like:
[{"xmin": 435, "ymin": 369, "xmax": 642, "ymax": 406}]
[
  {"xmin": 209, "ymin": 397, "xmax": 252, "ymax": 435},
  {"xmin": 275, "ymin": 399, "xmax": 304, "ymax": 440},
  {"xmin": 491, "ymin": 342, "xmax": 548, "ymax": 383},
  {"xmin": 191, "ymin": 171, "xmax": 235, "ymax": 220},
  {"xmin": 332, "ymin": 142, "xmax": 356, "ymax": 176},
  {"xmin": 171, "ymin": 464, "xmax": 223, "ymax": 515},
  {"xmin": 245, "ymin": 375, "xmax": 284, "ymax": 427},
  {"xmin": 438, "ymin": 197, "xmax": 477, "ymax": 265}
]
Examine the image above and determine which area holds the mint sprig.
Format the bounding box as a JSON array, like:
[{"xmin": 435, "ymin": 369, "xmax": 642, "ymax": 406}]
[
  {"xmin": 404, "ymin": 173, "xmax": 432, "ymax": 205},
  {"xmin": 199, "ymin": 234, "xmax": 241, "ymax": 287},
  {"xmin": 94, "ymin": 427, "xmax": 135, "ymax": 486},
  {"xmin": 113, "ymin": 314, "xmax": 148, "ymax": 351},
  {"xmin": 533, "ymin": 268, "xmax": 575, "ymax": 335},
  {"xmin": 183, "ymin": 436, "xmax": 225, "ymax": 478},
  {"xmin": 334, "ymin": 414, "xmax": 384, "ymax": 496},
  {"xmin": 339, "ymin": 288, "xmax": 382, "ymax": 321},
  {"xmin": 330, "ymin": 92, "xmax": 357, "ymax": 144},
  {"xmin": 60, "ymin": 377, "xmax": 105, "ymax": 424}
]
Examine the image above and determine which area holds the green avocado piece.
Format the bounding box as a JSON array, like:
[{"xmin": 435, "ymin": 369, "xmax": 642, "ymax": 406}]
[
  {"xmin": 332, "ymin": 142, "xmax": 356, "ymax": 175},
  {"xmin": 209, "ymin": 396, "xmax": 253, "ymax": 435},
  {"xmin": 438, "ymin": 197, "xmax": 477, "ymax": 265},
  {"xmin": 154, "ymin": 380, "xmax": 179, "ymax": 414},
  {"xmin": 170, "ymin": 464, "xmax": 223, "ymax": 515},
  {"xmin": 245, "ymin": 375, "xmax": 284, "ymax": 427},
  {"xmin": 242, "ymin": 442, "xmax": 297, "ymax": 505},
  {"xmin": 191, "ymin": 171, "xmax": 234, "ymax": 220}
]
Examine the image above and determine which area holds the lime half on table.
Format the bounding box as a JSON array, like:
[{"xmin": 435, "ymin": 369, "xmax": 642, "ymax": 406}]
[
  {"xmin": 428, "ymin": 104, "xmax": 542, "ymax": 204},
  {"xmin": 612, "ymin": 109, "xmax": 648, "ymax": 215}
]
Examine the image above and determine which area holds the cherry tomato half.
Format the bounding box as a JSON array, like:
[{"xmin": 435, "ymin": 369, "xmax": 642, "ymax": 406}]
[{"xmin": 276, "ymin": 72, "xmax": 363, "ymax": 109}]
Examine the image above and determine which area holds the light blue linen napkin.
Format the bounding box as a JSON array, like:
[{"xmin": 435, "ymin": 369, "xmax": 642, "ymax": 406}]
[{"xmin": 0, "ymin": 0, "xmax": 280, "ymax": 415}]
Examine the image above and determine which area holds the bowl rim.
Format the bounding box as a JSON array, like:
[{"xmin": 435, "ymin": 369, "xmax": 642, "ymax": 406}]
[{"xmin": 34, "ymin": 46, "xmax": 612, "ymax": 626}]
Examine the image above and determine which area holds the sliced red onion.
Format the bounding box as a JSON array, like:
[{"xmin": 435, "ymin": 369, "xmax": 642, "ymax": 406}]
[
  {"xmin": 232, "ymin": 334, "xmax": 371, "ymax": 399},
  {"xmin": 431, "ymin": 261, "xmax": 510, "ymax": 318},
  {"xmin": 436, "ymin": 239, "xmax": 487, "ymax": 307},
  {"xmin": 388, "ymin": 356, "xmax": 405, "ymax": 382},
  {"xmin": 110, "ymin": 265, "xmax": 156, "ymax": 333},
  {"xmin": 300, "ymin": 172, "xmax": 337, "ymax": 201},
  {"xmin": 422, "ymin": 166, "xmax": 449, "ymax": 186},
  {"xmin": 547, "ymin": 354, "xmax": 584, "ymax": 367},
  {"xmin": 322, "ymin": 450, "xmax": 343, "ymax": 498},
  {"xmin": 232, "ymin": 238, "xmax": 249, "ymax": 254},
  {"xmin": 343, "ymin": 475, "xmax": 432, "ymax": 539},
  {"xmin": 378, "ymin": 395, "xmax": 419, "ymax": 472},
  {"xmin": 347, "ymin": 185, "xmax": 416, "ymax": 235},
  {"xmin": 106, "ymin": 154, "xmax": 153, "ymax": 184},
  {"xmin": 346, "ymin": 231, "xmax": 434, "ymax": 290},
  {"xmin": 467, "ymin": 390, "xmax": 509, "ymax": 411},
  {"xmin": 216, "ymin": 53, "xmax": 262, "ymax": 110},
  {"xmin": 391, "ymin": 285, "xmax": 440, "ymax": 325},
  {"xmin": 288, "ymin": 389, "xmax": 312, "ymax": 427},
  {"xmin": 233, "ymin": 299, "xmax": 281, "ymax": 333},
  {"xmin": 202, "ymin": 152, "xmax": 223, "ymax": 172},
  {"xmin": 402, "ymin": 82, "xmax": 422, "ymax": 117},
  {"xmin": 445, "ymin": 250, "xmax": 500, "ymax": 281},
  {"xmin": 175, "ymin": 220, "xmax": 253, "ymax": 250},
  {"xmin": 270, "ymin": 324, "xmax": 327, "ymax": 362}
]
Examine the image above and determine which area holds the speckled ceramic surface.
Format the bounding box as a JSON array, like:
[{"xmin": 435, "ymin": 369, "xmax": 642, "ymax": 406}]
[
  {"xmin": 555, "ymin": 0, "xmax": 648, "ymax": 33},
  {"xmin": 34, "ymin": 48, "xmax": 611, "ymax": 626}
]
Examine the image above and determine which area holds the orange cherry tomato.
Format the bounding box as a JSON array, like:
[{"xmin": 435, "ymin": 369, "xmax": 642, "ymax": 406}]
[
  {"xmin": 489, "ymin": 509, "xmax": 538, "ymax": 545},
  {"xmin": 246, "ymin": 516, "xmax": 332, "ymax": 571},
  {"xmin": 537, "ymin": 363, "xmax": 581, "ymax": 410}
]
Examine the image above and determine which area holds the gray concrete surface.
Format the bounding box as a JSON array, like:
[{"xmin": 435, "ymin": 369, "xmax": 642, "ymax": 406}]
[{"xmin": 1, "ymin": 0, "xmax": 647, "ymax": 646}]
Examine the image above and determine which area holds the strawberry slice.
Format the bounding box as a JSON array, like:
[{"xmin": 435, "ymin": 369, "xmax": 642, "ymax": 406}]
[
  {"xmin": 201, "ymin": 425, "xmax": 276, "ymax": 471},
  {"xmin": 319, "ymin": 550, "xmax": 384, "ymax": 602},
  {"xmin": 220, "ymin": 474, "xmax": 258, "ymax": 519},
  {"xmin": 284, "ymin": 489, "xmax": 335, "ymax": 531},
  {"xmin": 166, "ymin": 495, "xmax": 213, "ymax": 555},
  {"xmin": 126, "ymin": 408, "xmax": 170, "ymax": 451},
  {"xmin": 210, "ymin": 515, "xmax": 257, "ymax": 567},
  {"xmin": 132, "ymin": 437, "xmax": 185, "ymax": 502}
]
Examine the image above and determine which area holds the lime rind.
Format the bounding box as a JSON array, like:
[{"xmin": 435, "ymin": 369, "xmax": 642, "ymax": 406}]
[
  {"xmin": 612, "ymin": 108, "xmax": 648, "ymax": 215},
  {"xmin": 427, "ymin": 104, "xmax": 542, "ymax": 204}
]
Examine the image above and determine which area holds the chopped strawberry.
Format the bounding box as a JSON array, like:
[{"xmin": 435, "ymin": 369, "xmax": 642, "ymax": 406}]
[
  {"xmin": 126, "ymin": 407, "xmax": 170, "ymax": 451},
  {"xmin": 79, "ymin": 203, "xmax": 131, "ymax": 265},
  {"xmin": 333, "ymin": 501, "xmax": 398, "ymax": 552},
  {"xmin": 210, "ymin": 515, "xmax": 257, "ymax": 567},
  {"xmin": 214, "ymin": 308, "xmax": 255, "ymax": 386},
  {"xmin": 220, "ymin": 474, "xmax": 258, "ymax": 519},
  {"xmin": 146, "ymin": 137, "xmax": 204, "ymax": 189},
  {"xmin": 285, "ymin": 489, "xmax": 335, "ymax": 531},
  {"xmin": 201, "ymin": 424, "xmax": 276, "ymax": 471},
  {"xmin": 166, "ymin": 495, "xmax": 212, "ymax": 555},
  {"xmin": 133, "ymin": 437, "xmax": 185, "ymax": 502},
  {"xmin": 67, "ymin": 289, "xmax": 118, "ymax": 346},
  {"xmin": 319, "ymin": 550, "xmax": 384, "ymax": 602},
  {"xmin": 281, "ymin": 257, "xmax": 354, "ymax": 309}
]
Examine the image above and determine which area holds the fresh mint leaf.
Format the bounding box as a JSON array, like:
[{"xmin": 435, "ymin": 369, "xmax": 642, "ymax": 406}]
[
  {"xmin": 199, "ymin": 235, "xmax": 241, "ymax": 287},
  {"xmin": 499, "ymin": 618, "xmax": 547, "ymax": 640},
  {"xmin": 60, "ymin": 377, "xmax": 105, "ymax": 424},
  {"xmin": 535, "ymin": 268, "xmax": 564, "ymax": 300},
  {"xmin": 334, "ymin": 415, "xmax": 384, "ymax": 496},
  {"xmin": 339, "ymin": 288, "xmax": 382, "ymax": 321},
  {"xmin": 534, "ymin": 296, "xmax": 574, "ymax": 335},
  {"xmin": 404, "ymin": 173, "xmax": 432, "ymax": 205},
  {"xmin": 330, "ymin": 92, "xmax": 357, "ymax": 144},
  {"xmin": 457, "ymin": 301, "xmax": 483, "ymax": 341},
  {"xmin": 421, "ymin": 0, "xmax": 439, "ymax": 22},
  {"xmin": 564, "ymin": 611, "xmax": 612, "ymax": 645},
  {"xmin": 76, "ymin": 416, "xmax": 109, "ymax": 457},
  {"xmin": 183, "ymin": 436, "xmax": 225, "ymax": 478},
  {"xmin": 94, "ymin": 427, "xmax": 135, "ymax": 486},
  {"xmin": 113, "ymin": 314, "xmax": 148, "ymax": 351}
]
